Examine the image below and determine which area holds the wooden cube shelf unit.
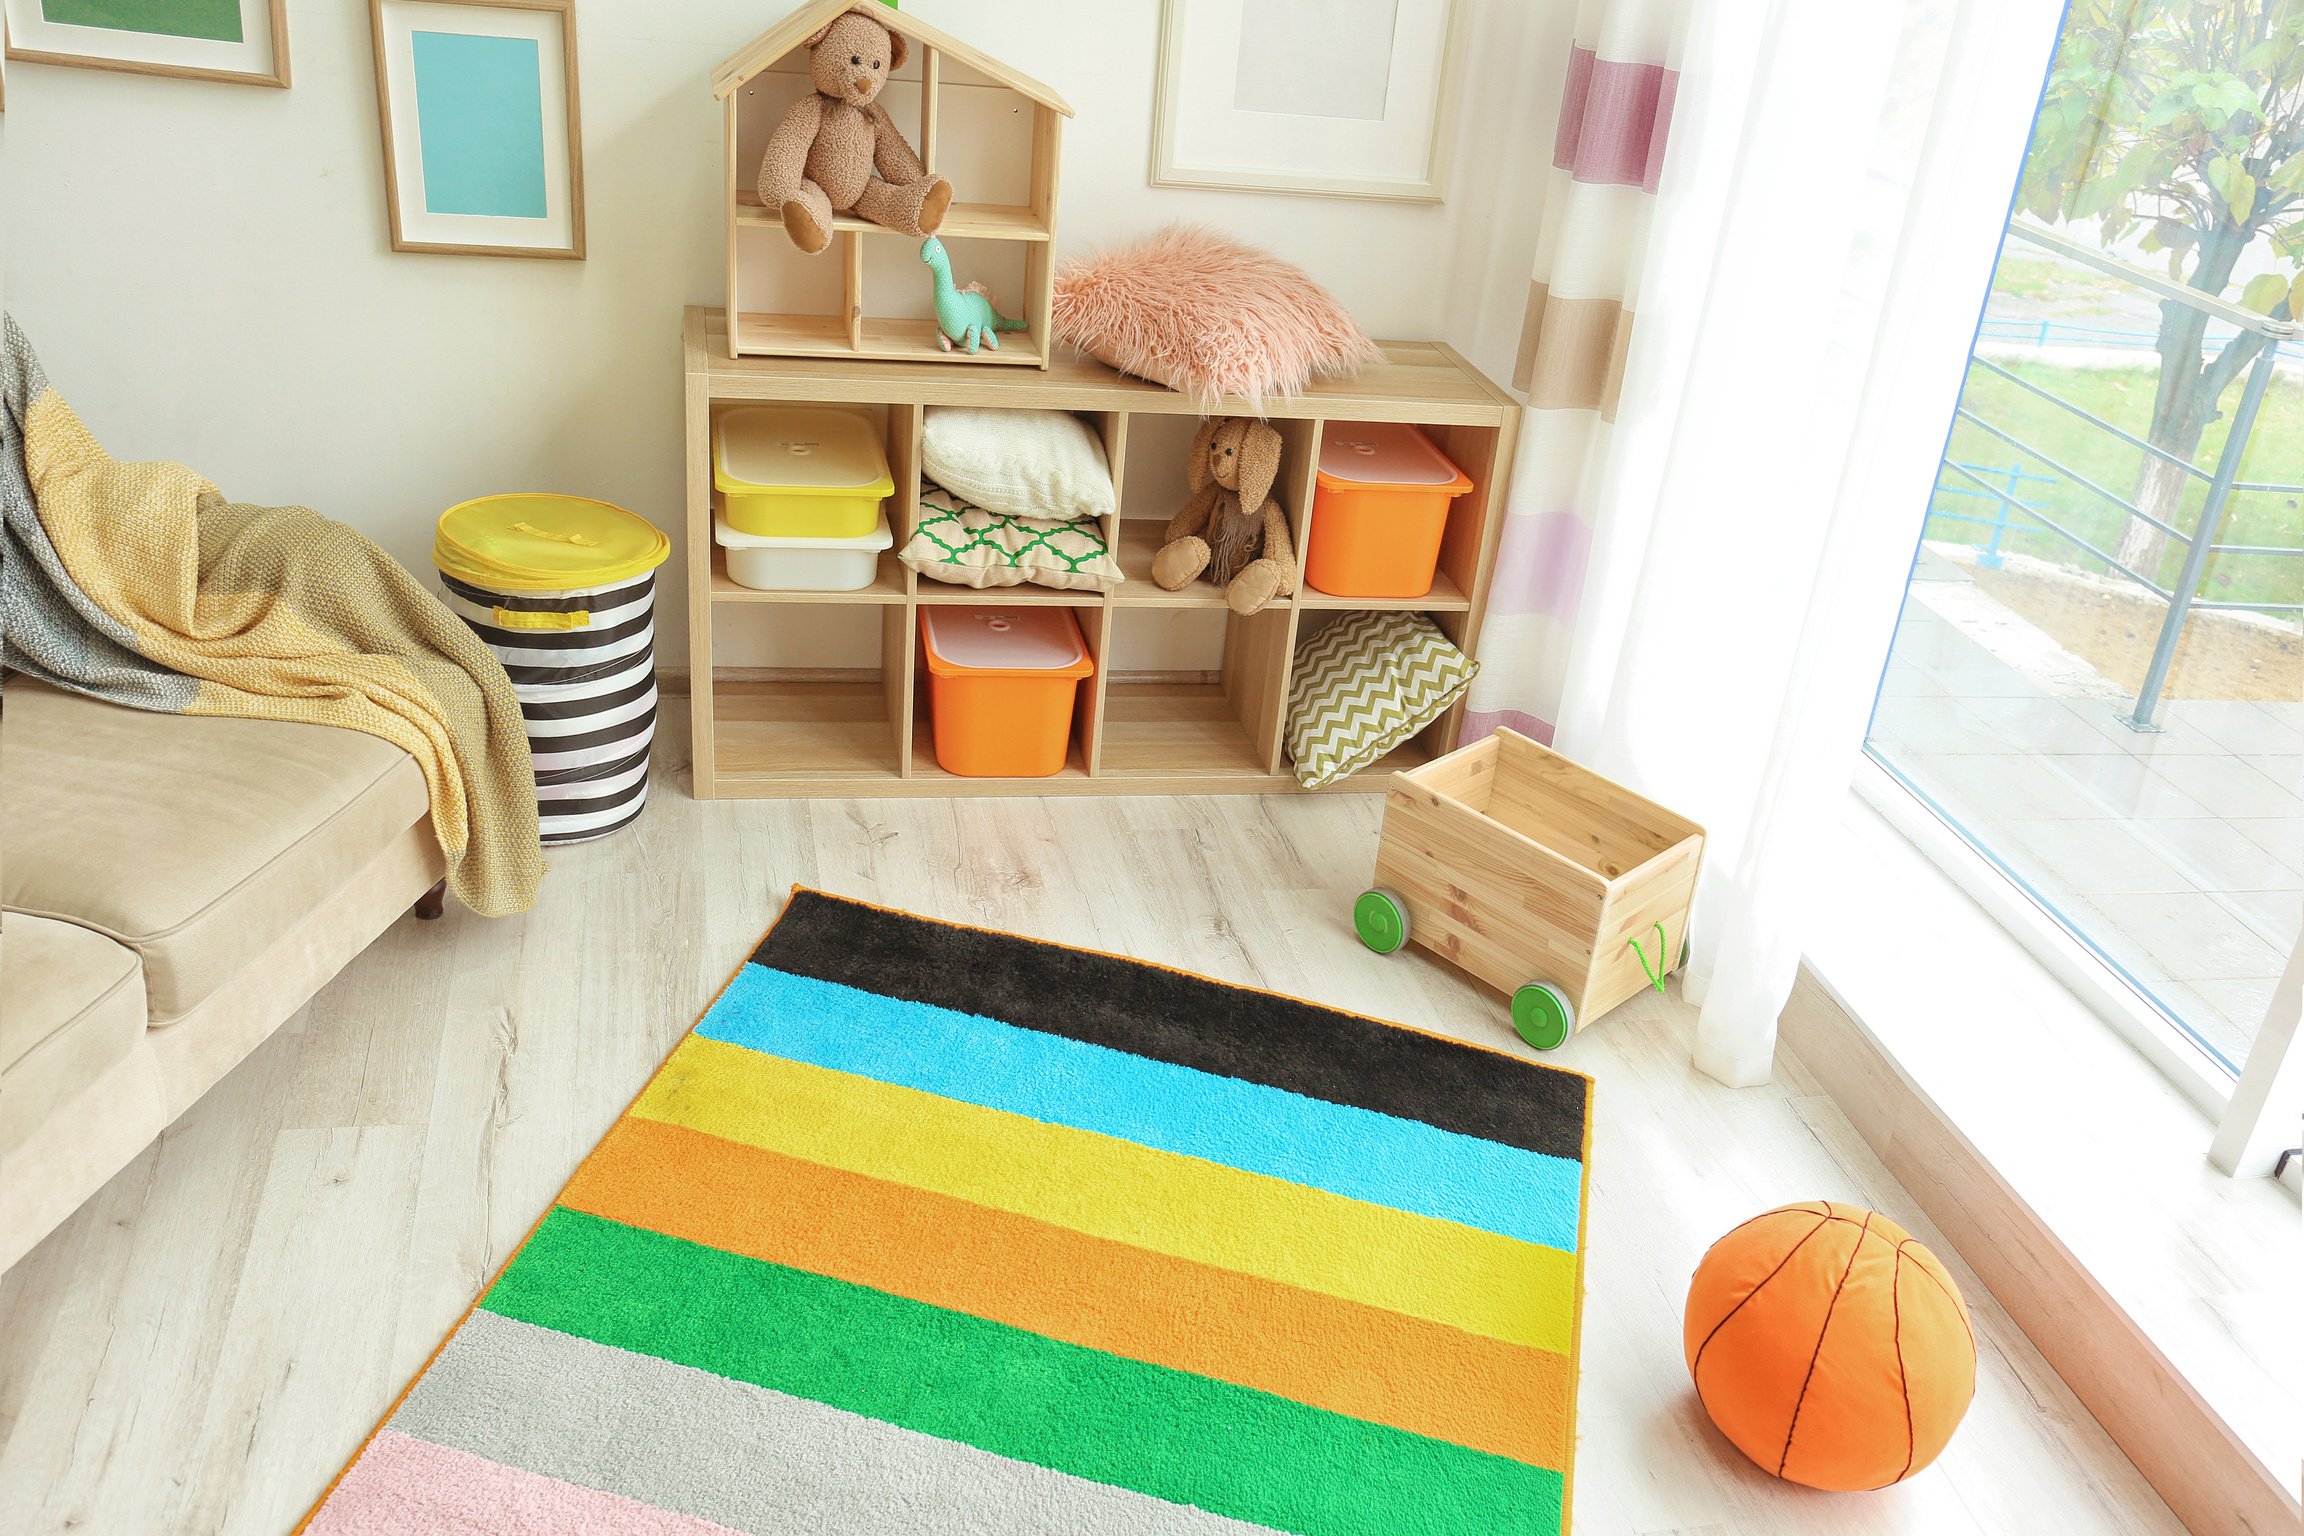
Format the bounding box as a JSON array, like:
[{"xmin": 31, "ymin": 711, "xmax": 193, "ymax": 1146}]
[
  {"xmin": 682, "ymin": 306, "xmax": 1522, "ymax": 798},
  {"xmin": 712, "ymin": 0, "xmax": 1070, "ymax": 367}
]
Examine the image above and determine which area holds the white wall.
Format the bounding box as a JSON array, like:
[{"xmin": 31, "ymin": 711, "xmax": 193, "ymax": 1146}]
[{"xmin": 0, "ymin": 0, "xmax": 1563, "ymax": 669}]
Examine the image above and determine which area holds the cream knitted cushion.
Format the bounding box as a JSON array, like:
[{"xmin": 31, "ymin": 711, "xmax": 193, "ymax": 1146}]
[{"xmin": 920, "ymin": 406, "xmax": 1115, "ymax": 522}]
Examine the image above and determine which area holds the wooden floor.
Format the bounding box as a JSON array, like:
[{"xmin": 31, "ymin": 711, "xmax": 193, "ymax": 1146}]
[{"xmin": 0, "ymin": 705, "xmax": 2183, "ymax": 1536}]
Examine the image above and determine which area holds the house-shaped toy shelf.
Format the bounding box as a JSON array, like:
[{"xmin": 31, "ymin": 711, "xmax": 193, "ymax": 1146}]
[{"xmin": 712, "ymin": 0, "xmax": 1071, "ymax": 367}]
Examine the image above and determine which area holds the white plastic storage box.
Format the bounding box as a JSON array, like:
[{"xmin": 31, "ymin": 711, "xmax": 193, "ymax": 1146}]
[
  {"xmin": 715, "ymin": 511, "xmax": 894, "ymax": 592},
  {"xmin": 434, "ymin": 494, "xmax": 670, "ymax": 846},
  {"xmin": 713, "ymin": 405, "xmax": 893, "ymax": 538}
]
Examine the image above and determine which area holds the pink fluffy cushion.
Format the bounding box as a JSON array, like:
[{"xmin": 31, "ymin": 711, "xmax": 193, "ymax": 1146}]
[{"xmin": 1053, "ymin": 224, "xmax": 1380, "ymax": 407}]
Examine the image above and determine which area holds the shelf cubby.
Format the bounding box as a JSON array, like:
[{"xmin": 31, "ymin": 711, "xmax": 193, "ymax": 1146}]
[
  {"xmin": 683, "ymin": 307, "xmax": 1519, "ymax": 798},
  {"xmin": 1099, "ymin": 681, "xmax": 1269, "ymax": 781},
  {"xmin": 711, "ymin": 674, "xmax": 905, "ymax": 792}
]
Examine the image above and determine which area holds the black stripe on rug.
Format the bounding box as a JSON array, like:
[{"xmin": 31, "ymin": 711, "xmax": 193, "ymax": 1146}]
[{"xmin": 753, "ymin": 890, "xmax": 1591, "ymax": 1165}]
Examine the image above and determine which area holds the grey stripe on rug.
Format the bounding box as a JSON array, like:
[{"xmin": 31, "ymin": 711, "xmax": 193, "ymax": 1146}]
[{"xmin": 388, "ymin": 1309, "xmax": 1288, "ymax": 1536}]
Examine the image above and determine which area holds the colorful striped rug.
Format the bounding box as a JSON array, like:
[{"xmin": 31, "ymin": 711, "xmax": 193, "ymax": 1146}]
[{"xmin": 299, "ymin": 890, "xmax": 1595, "ymax": 1535}]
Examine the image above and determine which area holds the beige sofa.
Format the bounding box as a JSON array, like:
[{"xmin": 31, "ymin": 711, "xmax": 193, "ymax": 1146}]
[{"xmin": 0, "ymin": 680, "xmax": 446, "ymax": 1272}]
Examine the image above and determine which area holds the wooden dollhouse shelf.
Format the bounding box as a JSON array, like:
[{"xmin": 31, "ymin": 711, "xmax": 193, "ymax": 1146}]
[
  {"xmin": 717, "ymin": 1, "xmax": 1070, "ymax": 365},
  {"xmin": 731, "ymin": 312, "xmax": 1049, "ymax": 367},
  {"xmin": 683, "ymin": 307, "xmax": 1521, "ymax": 800},
  {"xmin": 733, "ymin": 195, "xmax": 1053, "ymax": 242}
]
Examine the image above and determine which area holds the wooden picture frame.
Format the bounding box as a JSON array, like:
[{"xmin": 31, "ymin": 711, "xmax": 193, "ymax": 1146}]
[
  {"xmin": 1151, "ymin": 0, "xmax": 1459, "ymax": 202},
  {"xmin": 370, "ymin": 0, "xmax": 584, "ymax": 260},
  {"xmin": 2, "ymin": 0, "xmax": 289, "ymax": 88}
]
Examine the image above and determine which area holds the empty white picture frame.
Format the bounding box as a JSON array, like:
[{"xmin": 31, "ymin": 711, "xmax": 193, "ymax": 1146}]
[
  {"xmin": 1152, "ymin": 0, "xmax": 1457, "ymax": 201},
  {"xmin": 2, "ymin": 0, "xmax": 289, "ymax": 88},
  {"xmin": 370, "ymin": 0, "xmax": 584, "ymax": 258}
]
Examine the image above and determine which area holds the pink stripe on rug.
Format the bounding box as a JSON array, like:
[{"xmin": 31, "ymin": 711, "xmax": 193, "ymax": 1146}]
[
  {"xmin": 1459, "ymin": 709, "xmax": 1555, "ymax": 748},
  {"xmin": 305, "ymin": 1430, "xmax": 746, "ymax": 1536},
  {"xmin": 1553, "ymin": 46, "xmax": 1678, "ymax": 192}
]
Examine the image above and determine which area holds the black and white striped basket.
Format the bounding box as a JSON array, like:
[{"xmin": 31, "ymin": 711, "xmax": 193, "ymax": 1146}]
[{"xmin": 441, "ymin": 570, "xmax": 660, "ymax": 846}]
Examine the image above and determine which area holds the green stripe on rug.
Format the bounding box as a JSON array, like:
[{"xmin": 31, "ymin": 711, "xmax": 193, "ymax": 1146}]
[{"xmin": 482, "ymin": 1208, "xmax": 1565, "ymax": 1536}]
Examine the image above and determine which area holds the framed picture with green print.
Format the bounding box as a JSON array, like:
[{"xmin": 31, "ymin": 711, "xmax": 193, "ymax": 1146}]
[{"xmin": 2, "ymin": 0, "xmax": 290, "ymax": 88}]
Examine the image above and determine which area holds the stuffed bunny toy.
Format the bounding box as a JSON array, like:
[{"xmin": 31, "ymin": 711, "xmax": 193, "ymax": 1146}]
[
  {"xmin": 1153, "ymin": 417, "xmax": 1297, "ymax": 616},
  {"xmin": 756, "ymin": 3, "xmax": 952, "ymax": 255}
]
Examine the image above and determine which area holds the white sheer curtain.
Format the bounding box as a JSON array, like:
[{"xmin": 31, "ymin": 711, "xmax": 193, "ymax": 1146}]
[{"xmin": 1548, "ymin": 0, "xmax": 2069, "ymax": 1084}]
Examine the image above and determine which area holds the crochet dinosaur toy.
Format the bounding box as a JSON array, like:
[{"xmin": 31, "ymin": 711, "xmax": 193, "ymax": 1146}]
[{"xmin": 921, "ymin": 237, "xmax": 1028, "ymax": 354}]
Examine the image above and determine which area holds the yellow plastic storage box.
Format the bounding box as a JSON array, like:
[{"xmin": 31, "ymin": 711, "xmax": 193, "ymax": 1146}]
[{"xmin": 714, "ymin": 405, "xmax": 893, "ymax": 539}]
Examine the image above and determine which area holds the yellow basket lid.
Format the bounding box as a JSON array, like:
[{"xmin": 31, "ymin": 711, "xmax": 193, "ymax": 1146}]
[{"xmin": 435, "ymin": 494, "xmax": 669, "ymax": 592}]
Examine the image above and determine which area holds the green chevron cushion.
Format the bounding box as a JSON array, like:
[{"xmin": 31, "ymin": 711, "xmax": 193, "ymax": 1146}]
[
  {"xmin": 1287, "ymin": 612, "xmax": 1479, "ymax": 790},
  {"xmin": 902, "ymin": 482, "xmax": 1124, "ymax": 594}
]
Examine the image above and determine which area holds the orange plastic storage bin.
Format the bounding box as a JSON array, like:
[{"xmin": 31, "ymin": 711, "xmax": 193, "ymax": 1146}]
[
  {"xmin": 1305, "ymin": 422, "xmax": 1475, "ymax": 599},
  {"xmin": 920, "ymin": 607, "xmax": 1094, "ymax": 778}
]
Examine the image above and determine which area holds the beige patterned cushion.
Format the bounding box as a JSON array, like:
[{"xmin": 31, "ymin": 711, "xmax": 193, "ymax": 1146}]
[
  {"xmin": 1288, "ymin": 613, "xmax": 1478, "ymax": 790},
  {"xmin": 901, "ymin": 482, "xmax": 1124, "ymax": 594}
]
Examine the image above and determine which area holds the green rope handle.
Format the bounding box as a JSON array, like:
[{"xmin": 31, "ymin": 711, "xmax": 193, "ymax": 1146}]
[{"xmin": 1625, "ymin": 922, "xmax": 1671, "ymax": 995}]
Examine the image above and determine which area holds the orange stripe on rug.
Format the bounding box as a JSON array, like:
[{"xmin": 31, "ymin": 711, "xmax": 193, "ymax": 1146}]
[{"xmin": 560, "ymin": 1115, "xmax": 1574, "ymax": 1470}]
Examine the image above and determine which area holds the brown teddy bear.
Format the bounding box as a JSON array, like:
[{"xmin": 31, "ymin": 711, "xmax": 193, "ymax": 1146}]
[
  {"xmin": 1153, "ymin": 417, "xmax": 1297, "ymax": 615},
  {"xmin": 756, "ymin": 4, "xmax": 952, "ymax": 255}
]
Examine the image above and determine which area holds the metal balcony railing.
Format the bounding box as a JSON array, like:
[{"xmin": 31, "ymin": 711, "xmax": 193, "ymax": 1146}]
[{"xmin": 1940, "ymin": 220, "xmax": 2303, "ymax": 730}]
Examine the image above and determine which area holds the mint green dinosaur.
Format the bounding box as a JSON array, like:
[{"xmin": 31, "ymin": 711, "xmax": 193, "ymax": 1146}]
[{"xmin": 921, "ymin": 236, "xmax": 1027, "ymax": 355}]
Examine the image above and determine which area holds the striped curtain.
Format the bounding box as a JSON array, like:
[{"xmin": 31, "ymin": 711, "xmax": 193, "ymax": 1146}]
[
  {"xmin": 1461, "ymin": 0, "xmax": 1686, "ymax": 745},
  {"xmin": 1476, "ymin": 0, "xmax": 2068, "ymax": 1087}
]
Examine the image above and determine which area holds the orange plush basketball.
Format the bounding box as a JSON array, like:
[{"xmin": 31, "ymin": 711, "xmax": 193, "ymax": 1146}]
[{"xmin": 1684, "ymin": 1201, "xmax": 1975, "ymax": 1491}]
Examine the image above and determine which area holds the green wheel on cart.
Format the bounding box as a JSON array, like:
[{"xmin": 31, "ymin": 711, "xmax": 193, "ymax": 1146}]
[
  {"xmin": 1511, "ymin": 982, "xmax": 1576, "ymax": 1051},
  {"xmin": 1354, "ymin": 887, "xmax": 1411, "ymax": 955}
]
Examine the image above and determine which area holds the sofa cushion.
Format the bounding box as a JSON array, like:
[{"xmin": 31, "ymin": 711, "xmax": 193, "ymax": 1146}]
[
  {"xmin": 0, "ymin": 681, "xmax": 429, "ymax": 1024},
  {"xmin": 2, "ymin": 912, "xmax": 146, "ymax": 1155}
]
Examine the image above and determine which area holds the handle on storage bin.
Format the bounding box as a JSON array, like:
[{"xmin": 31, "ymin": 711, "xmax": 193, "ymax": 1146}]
[
  {"xmin": 508, "ymin": 521, "xmax": 602, "ymax": 548},
  {"xmin": 1626, "ymin": 922, "xmax": 1671, "ymax": 995},
  {"xmin": 492, "ymin": 606, "xmax": 592, "ymax": 631}
]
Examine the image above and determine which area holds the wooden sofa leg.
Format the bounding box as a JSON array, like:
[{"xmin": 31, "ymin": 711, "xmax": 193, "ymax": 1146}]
[{"xmin": 412, "ymin": 879, "xmax": 447, "ymax": 921}]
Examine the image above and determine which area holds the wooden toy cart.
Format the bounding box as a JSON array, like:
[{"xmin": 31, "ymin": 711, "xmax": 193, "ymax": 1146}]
[{"xmin": 1354, "ymin": 729, "xmax": 1705, "ymax": 1049}]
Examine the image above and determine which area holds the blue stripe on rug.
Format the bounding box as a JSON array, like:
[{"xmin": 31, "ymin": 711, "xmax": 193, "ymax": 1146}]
[{"xmin": 697, "ymin": 965, "xmax": 1582, "ymax": 1253}]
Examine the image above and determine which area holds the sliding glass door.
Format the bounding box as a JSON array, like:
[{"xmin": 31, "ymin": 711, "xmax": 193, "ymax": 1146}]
[{"xmin": 1864, "ymin": 0, "xmax": 2303, "ymax": 1165}]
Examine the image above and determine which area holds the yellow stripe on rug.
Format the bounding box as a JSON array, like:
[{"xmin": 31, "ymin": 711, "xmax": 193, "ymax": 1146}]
[{"xmin": 632, "ymin": 1035, "xmax": 1578, "ymax": 1353}]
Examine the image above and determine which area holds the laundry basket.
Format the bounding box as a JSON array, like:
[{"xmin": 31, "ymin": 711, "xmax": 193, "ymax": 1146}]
[{"xmin": 435, "ymin": 494, "xmax": 671, "ymax": 845}]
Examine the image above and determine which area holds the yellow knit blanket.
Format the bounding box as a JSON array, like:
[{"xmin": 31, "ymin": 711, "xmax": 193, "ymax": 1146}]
[{"xmin": 17, "ymin": 378, "xmax": 544, "ymax": 915}]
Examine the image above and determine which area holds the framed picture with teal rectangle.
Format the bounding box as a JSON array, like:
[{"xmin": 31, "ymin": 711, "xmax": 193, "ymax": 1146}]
[
  {"xmin": 370, "ymin": 0, "xmax": 583, "ymax": 259},
  {"xmin": 3, "ymin": 0, "xmax": 289, "ymax": 88}
]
